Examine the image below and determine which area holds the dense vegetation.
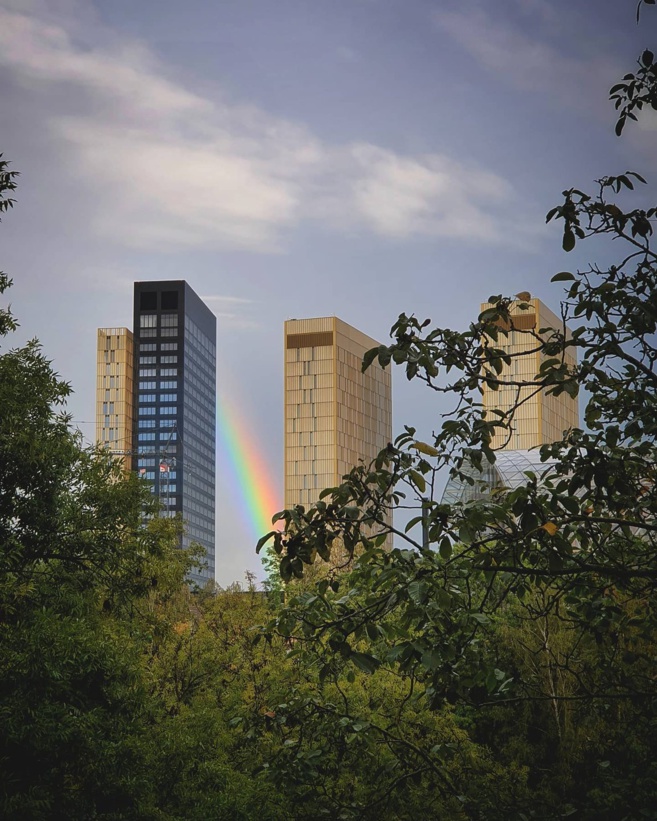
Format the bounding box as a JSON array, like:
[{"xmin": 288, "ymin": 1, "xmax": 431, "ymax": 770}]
[{"xmin": 2, "ymin": 5, "xmax": 657, "ymax": 818}]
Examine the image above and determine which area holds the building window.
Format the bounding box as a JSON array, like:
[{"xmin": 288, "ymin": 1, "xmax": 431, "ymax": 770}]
[
  {"xmin": 161, "ymin": 291, "xmax": 178, "ymax": 310},
  {"xmin": 138, "ymin": 433, "xmax": 156, "ymax": 441},
  {"xmin": 160, "ymin": 368, "xmax": 177, "ymax": 376},
  {"xmin": 140, "ymin": 292, "xmax": 157, "ymax": 310},
  {"xmin": 140, "ymin": 329, "xmax": 156, "ymax": 338},
  {"xmin": 161, "ymin": 343, "xmax": 178, "ymax": 351},
  {"xmin": 139, "ymin": 420, "xmax": 156, "ymax": 428},
  {"xmin": 140, "ymin": 394, "xmax": 156, "ymax": 403},
  {"xmin": 160, "ymin": 406, "xmax": 176, "ymax": 415},
  {"xmin": 159, "ymin": 380, "xmax": 177, "ymax": 390},
  {"xmin": 160, "ymin": 432, "xmax": 177, "ymax": 441},
  {"xmin": 160, "ymin": 356, "xmax": 178, "ymax": 364},
  {"xmin": 160, "ymin": 393, "xmax": 177, "ymax": 402},
  {"xmin": 139, "ymin": 368, "xmax": 156, "ymax": 377},
  {"xmin": 140, "ymin": 343, "xmax": 156, "ymax": 352},
  {"xmin": 139, "ymin": 381, "xmax": 156, "ymax": 390},
  {"xmin": 140, "ymin": 356, "xmax": 156, "ymax": 364},
  {"xmin": 139, "ymin": 407, "xmax": 156, "ymax": 416},
  {"xmin": 140, "ymin": 314, "xmax": 157, "ymax": 328},
  {"xmin": 161, "ymin": 314, "xmax": 178, "ymax": 327}
]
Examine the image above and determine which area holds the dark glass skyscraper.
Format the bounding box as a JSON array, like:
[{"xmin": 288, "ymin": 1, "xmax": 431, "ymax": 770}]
[{"xmin": 133, "ymin": 281, "xmax": 216, "ymax": 586}]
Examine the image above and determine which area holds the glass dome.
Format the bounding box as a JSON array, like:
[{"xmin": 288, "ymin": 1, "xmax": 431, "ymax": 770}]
[{"xmin": 441, "ymin": 449, "xmax": 556, "ymax": 506}]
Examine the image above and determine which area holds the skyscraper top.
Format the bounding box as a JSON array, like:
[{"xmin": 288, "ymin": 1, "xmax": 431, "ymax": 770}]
[{"xmin": 480, "ymin": 296, "xmax": 579, "ymax": 451}]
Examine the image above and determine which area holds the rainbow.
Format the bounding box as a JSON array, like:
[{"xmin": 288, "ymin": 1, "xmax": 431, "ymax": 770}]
[{"xmin": 216, "ymin": 395, "xmax": 282, "ymax": 544}]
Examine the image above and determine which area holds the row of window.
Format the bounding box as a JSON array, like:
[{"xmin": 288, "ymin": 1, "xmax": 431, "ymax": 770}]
[
  {"xmin": 138, "ymin": 432, "xmax": 178, "ymax": 441},
  {"xmin": 138, "ymin": 393, "xmax": 178, "ymax": 403},
  {"xmin": 140, "ymin": 314, "xmax": 178, "ymax": 328},
  {"xmin": 140, "ymin": 472, "xmax": 178, "ymax": 492},
  {"xmin": 140, "ymin": 342, "xmax": 178, "ymax": 352},
  {"xmin": 139, "ymin": 328, "xmax": 177, "ymax": 338},
  {"xmin": 139, "ymin": 380, "xmax": 177, "ymax": 391},
  {"xmin": 138, "ymin": 407, "xmax": 177, "ymax": 417},
  {"xmin": 139, "ymin": 355, "xmax": 178, "ymax": 365},
  {"xmin": 139, "ymin": 418, "xmax": 179, "ymax": 428},
  {"xmin": 139, "ymin": 368, "xmax": 178, "ymax": 377}
]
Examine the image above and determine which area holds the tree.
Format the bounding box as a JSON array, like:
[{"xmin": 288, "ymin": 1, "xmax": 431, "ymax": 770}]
[{"xmin": 260, "ymin": 7, "xmax": 657, "ymax": 817}]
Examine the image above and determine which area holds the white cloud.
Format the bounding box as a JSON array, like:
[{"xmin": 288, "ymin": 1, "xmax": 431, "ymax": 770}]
[
  {"xmin": 348, "ymin": 144, "xmax": 513, "ymax": 241},
  {"xmin": 432, "ymin": 6, "xmax": 620, "ymax": 112},
  {"xmin": 201, "ymin": 295, "xmax": 254, "ymax": 304},
  {"xmin": 0, "ymin": 5, "xmax": 535, "ymax": 251}
]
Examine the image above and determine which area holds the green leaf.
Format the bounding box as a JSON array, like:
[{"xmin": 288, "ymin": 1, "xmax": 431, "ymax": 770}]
[
  {"xmin": 413, "ymin": 441, "xmax": 439, "ymax": 457},
  {"xmin": 405, "ymin": 515, "xmax": 423, "ymax": 533},
  {"xmin": 551, "ymin": 271, "xmax": 575, "ymax": 282},
  {"xmin": 439, "ymin": 538, "xmax": 452, "ymax": 560},
  {"xmin": 408, "ymin": 580, "xmax": 427, "ymax": 605},
  {"xmin": 255, "ymin": 531, "xmax": 275, "ymax": 553},
  {"xmin": 409, "ymin": 469, "xmax": 426, "ymax": 493},
  {"xmin": 361, "ymin": 347, "xmax": 379, "ymax": 372},
  {"xmin": 351, "ymin": 652, "xmax": 381, "ymax": 675}
]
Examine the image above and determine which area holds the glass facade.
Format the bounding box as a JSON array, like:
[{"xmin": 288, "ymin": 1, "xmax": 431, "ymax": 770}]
[
  {"xmin": 284, "ymin": 317, "xmax": 392, "ymax": 520},
  {"xmin": 133, "ymin": 282, "xmax": 216, "ymax": 587},
  {"xmin": 481, "ymin": 297, "xmax": 579, "ymax": 451}
]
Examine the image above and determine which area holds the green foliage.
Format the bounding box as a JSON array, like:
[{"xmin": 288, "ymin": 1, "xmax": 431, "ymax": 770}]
[{"xmin": 0, "ymin": 155, "xmax": 18, "ymax": 336}]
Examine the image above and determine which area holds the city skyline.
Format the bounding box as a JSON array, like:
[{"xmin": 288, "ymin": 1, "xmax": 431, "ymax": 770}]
[{"xmin": 3, "ymin": 0, "xmax": 654, "ymax": 585}]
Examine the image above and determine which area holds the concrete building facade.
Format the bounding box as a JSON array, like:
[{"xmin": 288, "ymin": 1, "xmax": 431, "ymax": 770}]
[
  {"xmin": 481, "ymin": 296, "xmax": 579, "ymax": 451},
  {"xmin": 284, "ymin": 317, "xmax": 392, "ymax": 510},
  {"xmin": 96, "ymin": 327, "xmax": 134, "ymax": 469}
]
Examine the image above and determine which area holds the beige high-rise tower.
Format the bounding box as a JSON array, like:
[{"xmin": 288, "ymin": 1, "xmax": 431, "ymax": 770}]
[
  {"xmin": 480, "ymin": 296, "xmax": 579, "ymax": 450},
  {"xmin": 284, "ymin": 317, "xmax": 392, "ymax": 510},
  {"xmin": 96, "ymin": 327, "xmax": 134, "ymax": 468}
]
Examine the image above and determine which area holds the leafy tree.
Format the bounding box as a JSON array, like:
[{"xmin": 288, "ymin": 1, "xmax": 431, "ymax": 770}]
[{"xmin": 260, "ymin": 7, "xmax": 657, "ymax": 817}]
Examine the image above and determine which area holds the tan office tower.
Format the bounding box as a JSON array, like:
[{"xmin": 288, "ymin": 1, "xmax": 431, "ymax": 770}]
[
  {"xmin": 96, "ymin": 328, "xmax": 135, "ymax": 467},
  {"xmin": 284, "ymin": 317, "xmax": 392, "ymax": 511},
  {"xmin": 481, "ymin": 296, "xmax": 579, "ymax": 450}
]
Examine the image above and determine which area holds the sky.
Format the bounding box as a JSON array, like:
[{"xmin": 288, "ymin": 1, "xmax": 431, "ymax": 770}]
[{"xmin": 1, "ymin": 0, "xmax": 655, "ymax": 586}]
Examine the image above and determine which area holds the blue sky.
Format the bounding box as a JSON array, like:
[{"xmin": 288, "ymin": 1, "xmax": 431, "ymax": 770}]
[{"xmin": 1, "ymin": 0, "xmax": 655, "ymax": 585}]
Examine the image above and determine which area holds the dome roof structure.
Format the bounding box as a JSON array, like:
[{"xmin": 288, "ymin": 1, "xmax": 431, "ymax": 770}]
[{"xmin": 441, "ymin": 449, "xmax": 556, "ymax": 506}]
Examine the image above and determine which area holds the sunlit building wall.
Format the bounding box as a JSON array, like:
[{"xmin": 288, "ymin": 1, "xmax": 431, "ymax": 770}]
[
  {"xmin": 96, "ymin": 327, "xmax": 134, "ymax": 469},
  {"xmin": 284, "ymin": 317, "xmax": 392, "ymax": 511},
  {"xmin": 481, "ymin": 296, "xmax": 579, "ymax": 450}
]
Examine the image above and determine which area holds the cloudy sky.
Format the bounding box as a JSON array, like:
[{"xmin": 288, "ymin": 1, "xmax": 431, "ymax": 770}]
[{"xmin": 1, "ymin": 0, "xmax": 655, "ymax": 585}]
